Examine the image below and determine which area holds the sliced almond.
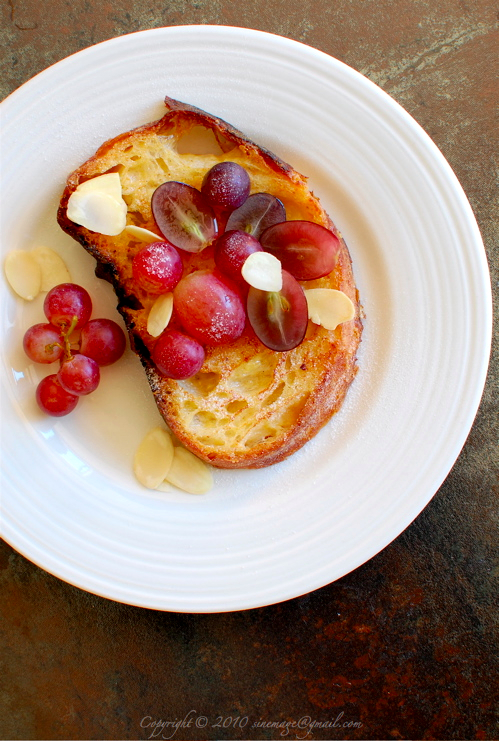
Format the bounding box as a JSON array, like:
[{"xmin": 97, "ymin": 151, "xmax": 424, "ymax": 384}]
[
  {"xmin": 241, "ymin": 251, "xmax": 282, "ymax": 292},
  {"xmin": 147, "ymin": 293, "xmax": 174, "ymax": 337},
  {"xmin": 75, "ymin": 172, "xmax": 123, "ymax": 202},
  {"xmin": 133, "ymin": 427, "xmax": 174, "ymax": 489},
  {"xmin": 164, "ymin": 447, "xmax": 214, "ymax": 494},
  {"xmin": 304, "ymin": 288, "xmax": 355, "ymax": 330},
  {"xmin": 4, "ymin": 250, "xmax": 42, "ymax": 300},
  {"xmin": 67, "ymin": 190, "xmax": 127, "ymax": 236},
  {"xmin": 125, "ymin": 225, "xmax": 164, "ymax": 243},
  {"xmin": 31, "ymin": 246, "xmax": 71, "ymax": 291}
]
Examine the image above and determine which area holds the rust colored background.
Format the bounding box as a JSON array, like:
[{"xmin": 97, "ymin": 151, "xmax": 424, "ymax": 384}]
[{"xmin": 1, "ymin": 1, "xmax": 497, "ymax": 739}]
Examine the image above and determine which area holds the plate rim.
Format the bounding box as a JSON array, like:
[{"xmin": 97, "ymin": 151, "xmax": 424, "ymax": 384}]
[{"xmin": 0, "ymin": 25, "xmax": 492, "ymax": 612}]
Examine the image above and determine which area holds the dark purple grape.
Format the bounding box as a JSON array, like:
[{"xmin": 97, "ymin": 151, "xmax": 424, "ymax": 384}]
[
  {"xmin": 214, "ymin": 230, "xmax": 263, "ymax": 283},
  {"xmin": 246, "ymin": 270, "xmax": 308, "ymax": 351},
  {"xmin": 151, "ymin": 182, "xmax": 218, "ymax": 253},
  {"xmin": 225, "ymin": 193, "xmax": 286, "ymax": 238},
  {"xmin": 260, "ymin": 220, "xmax": 341, "ymax": 280},
  {"xmin": 201, "ymin": 162, "xmax": 250, "ymax": 211}
]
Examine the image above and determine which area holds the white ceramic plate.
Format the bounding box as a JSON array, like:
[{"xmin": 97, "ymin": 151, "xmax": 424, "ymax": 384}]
[{"xmin": 0, "ymin": 26, "xmax": 491, "ymax": 612}]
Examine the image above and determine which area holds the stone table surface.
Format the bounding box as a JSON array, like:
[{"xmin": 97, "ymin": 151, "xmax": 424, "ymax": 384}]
[{"xmin": 1, "ymin": 1, "xmax": 497, "ymax": 740}]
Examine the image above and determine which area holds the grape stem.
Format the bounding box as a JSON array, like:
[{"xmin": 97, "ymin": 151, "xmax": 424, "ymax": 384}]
[{"xmin": 61, "ymin": 315, "xmax": 79, "ymax": 361}]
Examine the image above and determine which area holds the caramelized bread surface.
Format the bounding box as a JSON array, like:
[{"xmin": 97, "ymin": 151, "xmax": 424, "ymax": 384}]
[{"xmin": 57, "ymin": 96, "xmax": 363, "ymax": 468}]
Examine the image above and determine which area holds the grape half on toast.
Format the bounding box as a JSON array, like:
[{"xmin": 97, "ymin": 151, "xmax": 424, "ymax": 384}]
[{"xmin": 57, "ymin": 96, "xmax": 363, "ymax": 469}]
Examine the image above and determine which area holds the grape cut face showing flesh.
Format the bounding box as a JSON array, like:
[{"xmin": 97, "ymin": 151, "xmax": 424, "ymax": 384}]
[
  {"xmin": 152, "ymin": 182, "xmax": 218, "ymax": 253},
  {"xmin": 247, "ymin": 270, "xmax": 308, "ymax": 351},
  {"xmin": 225, "ymin": 193, "xmax": 286, "ymax": 239},
  {"xmin": 260, "ymin": 220, "xmax": 341, "ymax": 280},
  {"xmin": 173, "ymin": 270, "xmax": 246, "ymax": 346}
]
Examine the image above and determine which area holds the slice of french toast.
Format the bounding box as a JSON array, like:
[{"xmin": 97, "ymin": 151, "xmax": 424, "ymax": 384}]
[{"xmin": 57, "ymin": 96, "xmax": 362, "ymax": 469}]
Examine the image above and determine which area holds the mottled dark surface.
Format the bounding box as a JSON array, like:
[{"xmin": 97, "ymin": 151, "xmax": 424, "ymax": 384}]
[{"xmin": 1, "ymin": 1, "xmax": 498, "ymax": 739}]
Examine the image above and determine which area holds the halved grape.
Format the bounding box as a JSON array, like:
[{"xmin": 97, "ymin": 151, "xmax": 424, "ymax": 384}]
[
  {"xmin": 151, "ymin": 182, "xmax": 218, "ymax": 253},
  {"xmin": 23, "ymin": 323, "xmax": 64, "ymax": 364},
  {"xmin": 201, "ymin": 162, "xmax": 250, "ymax": 211},
  {"xmin": 132, "ymin": 241, "xmax": 183, "ymax": 294},
  {"xmin": 173, "ymin": 269, "xmax": 246, "ymax": 346},
  {"xmin": 57, "ymin": 354, "xmax": 100, "ymax": 396},
  {"xmin": 152, "ymin": 329, "xmax": 205, "ymax": 380},
  {"xmin": 260, "ymin": 220, "xmax": 341, "ymax": 280},
  {"xmin": 246, "ymin": 270, "xmax": 308, "ymax": 351},
  {"xmin": 214, "ymin": 230, "xmax": 263, "ymax": 283},
  {"xmin": 43, "ymin": 283, "xmax": 92, "ymax": 330},
  {"xmin": 36, "ymin": 374, "xmax": 79, "ymax": 416},
  {"xmin": 225, "ymin": 193, "xmax": 286, "ymax": 238},
  {"xmin": 79, "ymin": 318, "xmax": 127, "ymax": 366}
]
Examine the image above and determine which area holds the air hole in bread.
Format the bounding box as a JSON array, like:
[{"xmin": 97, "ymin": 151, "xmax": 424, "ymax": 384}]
[
  {"xmin": 175, "ymin": 125, "xmax": 227, "ymax": 156},
  {"xmin": 155, "ymin": 157, "xmax": 170, "ymax": 175},
  {"xmin": 183, "ymin": 371, "xmax": 221, "ymax": 395},
  {"xmin": 226, "ymin": 399, "xmax": 249, "ymax": 414},
  {"xmin": 277, "ymin": 395, "xmax": 310, "ymax": 429},
  {"xmin": 103, "ymin": 164, "xmax": 125, "ymax": 174},
  {"xmin": 244, "ymin": 423, "xmax": 278, "ymax": 449},
  {"xmin": 192, "ymin": 411, "xmax": 219, "ymax": 428},
  {"xmin": 263, "ymin": 382, "xmax": 286, "ymax": 406},
  {"xmin": 228, "ymin": 355, "xmax": 278, "ymax": 395}
]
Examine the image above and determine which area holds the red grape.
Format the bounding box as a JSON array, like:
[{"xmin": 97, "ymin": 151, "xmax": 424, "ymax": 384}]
[
  {"xmin": 152, "ymin": 182, "xmax": 218, "ymax": 253},
  {"xmin": 214, "ymin": 230, "xmax": 263, "ymax": 283},
  {"xmin": 79, "ymin": 318, "xmax": 127, "ymax": 366},
  {"xmin": 44, "ymin": 283, "xmax": 92, "ymax": 330},
  {"xmin": 260, "ymin": 221, "xmax": 341, "ymax": 280},
  {"xmin": 247, "ymin": 270, "xmax": 308, "ymax": 351},
  {"xmin": 225, "ymin": 193, "xmax": 286, "ymax": 238},
  {"xmin": 173, "ymin": 269, "xmax": 246, "ymax": 345},
  {"xmin": 152, "ymin": 329, "xmax": 205, "ymax": 380},
  {"xmin": 57, "ymin": 354, "xmax": 100, "ymax": 396},
  {"xmin": 201, "ymin": 162, "xmax": 250, "ymax": 211},
  {"xmin": 132, "ymin": 241, "xmax": 183, "ymax": 294},
  {"xmin": 36, "ymin": 374, "xmax": 79, "ymax": 416},
  {"xmin": 23, "ymin": 323, "xmax": 64, "ymax": 364}
]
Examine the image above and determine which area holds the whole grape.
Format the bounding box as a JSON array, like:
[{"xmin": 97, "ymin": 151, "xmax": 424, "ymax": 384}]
[
  {"xmin": 57, "ymin": 354, "xmax": 100, "ymax": 396},
  {"xmin": 202, "ymin": 162, "xmax": 251, "ymax": 212},
  {"xmin": 214, "ymin": 230, "xmax": 262, "ymax": 283},
  {"xmin": 79, "ymin": 318, "xmax": 127, "ymax": 366},
  {"xmin": 132, "ymin": 241, "xmax": 183, "ymax": 294},
  {"xmin": 23, "ymin": 323, "xmax": 64, "ymax": 364},
  {"xmin": 36, "ymin": 374, "xmax": 79, "ymax": 416},
  {"xmin": 152, "ymin": 329, "xmax": 205, "ymax": 380},
  {"xmin": 44, "ymin": 283, "xmax": 92, "ymax": 330}
]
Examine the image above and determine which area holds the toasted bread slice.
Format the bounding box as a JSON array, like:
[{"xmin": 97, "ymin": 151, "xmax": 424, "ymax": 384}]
[{"xmin": 57, "ymin": 96, "xmax": 362, "ymax": 468}]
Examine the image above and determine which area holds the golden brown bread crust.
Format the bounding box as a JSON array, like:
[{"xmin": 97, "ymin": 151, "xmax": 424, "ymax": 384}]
[{"xmin": 57, "ymin": 95, "xmax": 362, "ymax": 468}]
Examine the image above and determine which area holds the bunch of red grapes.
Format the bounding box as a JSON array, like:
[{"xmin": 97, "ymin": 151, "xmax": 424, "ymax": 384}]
[
  {"xmin": 23, "ymin": 283, "xmax": 126, "ymax": 416},
  {"xmin": 133, "ymin": 161, "xmax": 341, "ymax": 380}
]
